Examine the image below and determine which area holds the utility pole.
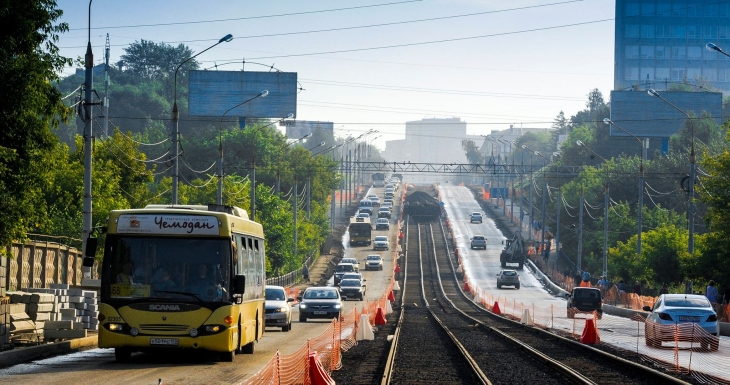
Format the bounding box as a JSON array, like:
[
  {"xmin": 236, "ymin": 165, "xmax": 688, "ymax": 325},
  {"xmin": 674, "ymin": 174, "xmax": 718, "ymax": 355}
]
[
  {"xmin": 577, "ymin": 187, "xmax": 584, "ymax": 273},
  {"xmin": 82, "ymin": 0, "xmax": 94, "ymax": 269},
  {"xmin": 103, "ymin": 33, "xmax": 109, "ymax": 139},
  {"xmin": 306, "ymin": 176, "xmax": 311, "ymax": 219},
  {"xmin": 293, "ymin": 179, "xmax": 298, "ymax": 260},
  {"xmin": 555, "ymin": 183, "xmax": 561, "ymax": 269},
  {"xmin": 528, "ymin": 153, "xmax": 534, "ymax": 241}
]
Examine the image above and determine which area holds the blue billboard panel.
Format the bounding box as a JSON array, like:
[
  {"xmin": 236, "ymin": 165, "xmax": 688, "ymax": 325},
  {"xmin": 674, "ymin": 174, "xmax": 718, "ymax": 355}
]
[
  {"xmin": 188, "ymin": 70, "xmax": 297, "ymax": 118},
  {"xmin": 610, "ymin": 91, "xmax": 722, "ymax": 138}
]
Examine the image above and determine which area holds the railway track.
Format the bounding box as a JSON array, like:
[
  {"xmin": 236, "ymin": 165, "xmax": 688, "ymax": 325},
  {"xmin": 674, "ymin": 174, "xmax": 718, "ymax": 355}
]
[{"xmin": 382, "ymin": 216, "xmax": 692, "ymax": 385}]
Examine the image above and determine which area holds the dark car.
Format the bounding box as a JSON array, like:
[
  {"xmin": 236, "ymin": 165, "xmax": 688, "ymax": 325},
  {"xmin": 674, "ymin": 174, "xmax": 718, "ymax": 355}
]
[
  {"xmin": 298, "ymin": 287, "xmax": 344, "ymax": 322},
  {"xmin": 338, "ymin": 278, "xmax": 366, "ymax": 301},
  {"xmin": 567, "ymin": 287, "xmax": 603, "ymax": 319},
  {"xmin": 333, "ymin": 263, "xmax": 358, "ymax": 285},
  {"xmin": 378, "ymin": 207, "xmax": 391, "ymax": 219},
  {"xmin": 375, "ymin": 218, "xmax": 390, "ymax": 230}
]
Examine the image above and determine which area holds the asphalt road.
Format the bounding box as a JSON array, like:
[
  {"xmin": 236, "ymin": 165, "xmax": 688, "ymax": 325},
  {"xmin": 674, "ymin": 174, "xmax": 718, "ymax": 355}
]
[{"xmin": 0, "ymin": 185, "xmax": 400, "ymax": 385}]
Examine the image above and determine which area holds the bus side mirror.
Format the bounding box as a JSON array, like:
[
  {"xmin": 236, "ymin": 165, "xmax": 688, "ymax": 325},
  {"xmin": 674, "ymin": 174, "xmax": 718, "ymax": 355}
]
[
  {"xmin": 82, "ymin": 237, "xmax": 98, "ymax": 267},
  {"xmin": 233, "ymin": 275, "xmax": 246, "ymax": 295}
]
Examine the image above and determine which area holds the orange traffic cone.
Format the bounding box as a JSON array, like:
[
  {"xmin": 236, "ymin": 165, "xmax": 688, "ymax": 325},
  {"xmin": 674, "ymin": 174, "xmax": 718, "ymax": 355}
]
[
  {"xmin": 388, "ymin": 290, "xmax": 395, "ymax": 302},
  {"xmin": 375, "ymin": 307, "xmax": 387, "ymax": 325},
  {"xmin": 580, "ymin": 318, "xmax": 600, "ymax": 344},
  {"xmin": 492, "ymin": 301, "xmax": 501, "ymax": 315}
]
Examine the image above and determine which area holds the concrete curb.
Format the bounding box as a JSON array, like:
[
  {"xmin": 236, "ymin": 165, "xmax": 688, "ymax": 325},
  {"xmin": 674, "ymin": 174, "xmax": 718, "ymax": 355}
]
[{"xmin": 0, "ymin": 335, "xmax": 98, "ymax": 369}]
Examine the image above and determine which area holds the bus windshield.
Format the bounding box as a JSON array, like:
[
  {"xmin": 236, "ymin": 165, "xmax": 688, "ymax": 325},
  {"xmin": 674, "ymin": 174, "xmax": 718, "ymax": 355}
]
[{"xmin": 102, "ymin": 235, "xmax": 232, "ymax": 303}]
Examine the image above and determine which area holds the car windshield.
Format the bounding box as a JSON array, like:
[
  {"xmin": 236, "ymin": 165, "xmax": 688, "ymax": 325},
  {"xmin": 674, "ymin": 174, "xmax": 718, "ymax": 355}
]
[
  {"xmin": 336, "ymin": 264, "xmax": 354, "ymax": 272},
  {"xmin": 375, "ymin": 236, "xmax": 388, "ymax": 241},
  {"xmin": 304, "ymin": 289, "xmax": 338, "ymax": 299},
  {"xmin": 380, "ymin": 208, "xmax": 389, "ymax": 212},
  {"xmin": 367, "ymin": 255, "xmax": 381, "ymax": 260},
  {"xmin": 664, "ymin": 297, "xmax": 711, "ymax": 308},
  {"xmin": 340, "ymin": 280, "xmax": 360, "ymax": 287},
  {"xmin": 378, "ymin": 219, "xmax": 388, "ymax": 223},
  {"xmin": 265, "ymin": 288, "xmax": 286, "ymax": 301},
  {"xmin": 472, "ymin": 213, "xmax": 481, "ymax": 216},
  {"xmin": 342, "ymin": 259, "xmax": 357, "ymax": 264}
]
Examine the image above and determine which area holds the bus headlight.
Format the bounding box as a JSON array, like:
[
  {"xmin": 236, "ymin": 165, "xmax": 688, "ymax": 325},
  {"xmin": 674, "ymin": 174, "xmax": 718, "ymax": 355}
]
[
  {"xmin": 107, "ymin": 323, "xmax": 125, "ymax": 331},
  {"xmin": 129, "ymin": 327, "xmax": 139, "ymax": 337},
  {"xmin": 189, "ymin": 328, "xmax": 199, "ymax": 337},
  {"xmin": 205, "ymin": 325, "xmax": 221, "ymax": 333}
]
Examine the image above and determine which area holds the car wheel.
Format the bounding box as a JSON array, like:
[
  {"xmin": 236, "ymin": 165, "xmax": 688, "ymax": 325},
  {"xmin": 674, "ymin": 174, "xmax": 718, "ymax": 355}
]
[
  {"xmin": 299, "ymin": 315, "xmax": 307, "ymax": 322},
  {"xmin": 497, "ymin": 284, "xmax": 501, "ymax": 289},
  {"xmin": 220, "ymin": 349, "xmax": 235, "ymax": 362},
  {"xmin": 282, "ymin": 321, "xmax": 291, "ymax": 332},
  {"xmin": 515, "ymin": 284, "xmax": 520, "ymax": 289},
  {"xmin": 597, "ymin": 312, "xmax": 603, "ymax": 320},
  {"xmin": 114, "ymin": 348, "xmax": 132, "ymax": 363}
]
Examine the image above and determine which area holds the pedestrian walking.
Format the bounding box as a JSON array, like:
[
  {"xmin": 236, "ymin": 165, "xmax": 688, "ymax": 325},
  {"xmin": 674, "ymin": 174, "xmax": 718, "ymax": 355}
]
[
  {"xmin": 302, "ymin": 264, "xmax": 309, "ymax": 283},
  {"xmin": 395, "ymin": 263, "xmax": 401, "ymax": 280},
  {"xmin": 706, "ymin": 280, "xmax": 719, "ymax": 305},
  {"xmin": 618, "ymin": 279, "xmax": 626, "ymax": 294},
  {"xmin": 633, "ymin": 280, "xmax": 642, "ymax": 296},
  {"xmin": 659, "ymin": 284, "xmax": 669, "ymax": 295}
]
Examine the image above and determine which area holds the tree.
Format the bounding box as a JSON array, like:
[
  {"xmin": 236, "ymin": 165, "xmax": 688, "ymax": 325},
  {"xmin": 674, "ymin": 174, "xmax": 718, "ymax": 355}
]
[
  {"xmin": 120, "ymin": 40, "xmax": 196, "ymax": 81},
  {"xmin": 0, "ymin": 1, "xmax": 71, "ymax": 254}
]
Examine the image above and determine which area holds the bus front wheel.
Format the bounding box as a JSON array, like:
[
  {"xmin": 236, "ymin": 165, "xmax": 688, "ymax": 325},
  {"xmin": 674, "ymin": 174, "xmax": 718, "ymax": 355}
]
[{"xmin": 115, "ymin": 348, "xmax": 131, "ymax": 363}]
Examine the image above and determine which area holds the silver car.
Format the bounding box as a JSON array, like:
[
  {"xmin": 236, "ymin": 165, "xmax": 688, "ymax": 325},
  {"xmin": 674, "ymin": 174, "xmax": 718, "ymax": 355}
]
[
  {"xmin": 373, "ymin": 235, "xmax": 390, "ymax": 250},
  {"xmin": 365, "ymin": 254, "xmax": 383, "ymax": 270},
  {"xmin": 265, "ymin": 285, "xmax": 293, "ymax": 331},
  {"xmin": 643, "ymin": 294, "xmax": 720, "ymax": 351},
  {"xmin": 496, "ymin": 269, "xmax": 520, "ymax": 289}
]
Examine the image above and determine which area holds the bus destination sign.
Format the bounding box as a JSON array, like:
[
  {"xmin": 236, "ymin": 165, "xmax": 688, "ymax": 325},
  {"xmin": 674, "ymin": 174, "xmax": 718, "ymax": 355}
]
[{"xmin": 117, "ymin": 214, "xmax": 220, "ymax": 235}]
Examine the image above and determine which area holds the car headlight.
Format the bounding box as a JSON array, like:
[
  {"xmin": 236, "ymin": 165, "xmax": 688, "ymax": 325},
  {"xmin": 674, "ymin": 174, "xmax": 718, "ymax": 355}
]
[
  {"xmin": 334, "ymin": 304, "xmax": 342, "ymax": 309},
  {"xmin": 272, "ymin": 307, "xmax": 288, "ymax": 313},
  {"xmin": 299, "ymin": 304, "xmax": 307, "ymax": 309}
]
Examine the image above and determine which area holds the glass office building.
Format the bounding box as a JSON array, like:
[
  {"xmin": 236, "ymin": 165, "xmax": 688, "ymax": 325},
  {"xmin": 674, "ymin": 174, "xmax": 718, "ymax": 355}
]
[{"xmin": 615, "ymin": 1, "xmax": 730, "ymax": 93}]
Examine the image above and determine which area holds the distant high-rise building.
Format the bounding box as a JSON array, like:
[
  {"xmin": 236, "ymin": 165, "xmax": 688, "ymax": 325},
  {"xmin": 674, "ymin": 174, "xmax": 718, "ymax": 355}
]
[{"xmin": 614, "ymin": 0, "xmax": 730, "ymax": 93}]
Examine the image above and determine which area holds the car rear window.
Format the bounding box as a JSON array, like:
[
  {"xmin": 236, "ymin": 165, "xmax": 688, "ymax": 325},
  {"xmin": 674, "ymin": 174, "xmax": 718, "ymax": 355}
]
[
  {"xmin": 336, "ymin": 265, "xmax": 354, "ymax": 272},
  {"xmin": 575, "ymin": 290, "xmax": 600, "ymax": 298},
  {"xmin": 664, "ymin": 297, "xmax": 711, "ymax": 308},
  {"xmin": 502, "ymin": 271, "xmax": 516, "ymax": 276},
  {"xmin": 473, "ymin": 236, "xmax": 484, "ymax": 240}
]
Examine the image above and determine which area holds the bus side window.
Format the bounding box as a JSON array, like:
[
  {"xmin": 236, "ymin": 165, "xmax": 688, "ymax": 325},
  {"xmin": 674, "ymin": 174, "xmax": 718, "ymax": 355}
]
[
  {"xmin": 254, "ymin": 239, "xmax": 262, "ymax": 287},
  {"xmin": 235, "ymin": 235, "xmax": 245, "ymax": 275}
]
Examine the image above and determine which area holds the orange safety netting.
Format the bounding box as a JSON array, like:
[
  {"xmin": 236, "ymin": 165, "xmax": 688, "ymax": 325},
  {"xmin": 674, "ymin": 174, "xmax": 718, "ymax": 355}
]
[{"xmin": 244, "ymin": 264, "xmax": 396, "ymax": 384}]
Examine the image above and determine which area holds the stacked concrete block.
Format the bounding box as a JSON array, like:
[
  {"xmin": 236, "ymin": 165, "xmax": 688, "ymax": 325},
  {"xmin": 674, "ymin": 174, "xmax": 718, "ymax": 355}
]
[
  {"xmin": 43, "ymin": 320, "xmax": 87, "ymax": 340},
  {"xmin": 1, "ymin": 296, "xmax": 9, "ymax": 350}
]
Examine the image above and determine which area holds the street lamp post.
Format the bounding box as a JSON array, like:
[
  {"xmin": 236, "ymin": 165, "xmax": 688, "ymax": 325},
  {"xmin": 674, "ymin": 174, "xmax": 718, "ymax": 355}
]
[
  {"xmin": 217, "ymin": 91, "xmax": 269, "ymax": 205},
  {"xmin": 646, "ymin": 89, "xmax": 696, "ymax": 254},
  {"xmin": 522, "ymin": 145, "xmax": 535, "ymax": 241},
  {"xmin": 498, "ymin": 139, "xmax": 514, "ymax": 217},
  {"xmin": 577, "ymin": 140, "xmax": 610, "ymax": 279},
  {"xmin": 533, "ymin": 151, "xmax": 549, "ymax": 257},
  {"xmin": 603, "ymin": 118, "xmax": 646, "ymax": 255},
  {"xmin": 82, "ymin": 0, "xmax": 94, "ymax": 265},
  {"xmin": 172, "ymin": 33, "xmax": 233, "ymax": 204}
]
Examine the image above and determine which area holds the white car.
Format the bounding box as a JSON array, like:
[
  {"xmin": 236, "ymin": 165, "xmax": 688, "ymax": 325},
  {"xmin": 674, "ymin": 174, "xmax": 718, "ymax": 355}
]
[
  {"xmin": 365, "ymin": 254, "xmax": 383, "ymax": 270},
  {"xmin": 265, "ymin": 285, "xmax": 293, "ymax": 331},
  {"xmin": 643, "ymin": 294, "xmax": 720, "ymax": 350},
  {"xmin": 373, "ymin": 236, "xmax": 390, "ymax": 250},
  {"xmin": 341, "ymin": 257, "xmax": 360, "ymax": 270}
]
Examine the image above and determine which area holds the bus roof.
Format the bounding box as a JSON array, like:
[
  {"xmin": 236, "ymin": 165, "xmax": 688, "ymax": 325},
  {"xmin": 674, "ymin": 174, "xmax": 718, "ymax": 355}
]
[
  {"xmin": 107, "ymin": 205, "xmax": 264, "ymax": 238},
  {"xmin": 350, "ymin": 216, "xmax": 371, "ymax": 224}
]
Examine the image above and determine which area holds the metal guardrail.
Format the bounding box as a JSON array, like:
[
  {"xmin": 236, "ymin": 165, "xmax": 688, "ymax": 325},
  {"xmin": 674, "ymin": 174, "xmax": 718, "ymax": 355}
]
[{"xmin": 266, "ymin": 254, "xmax": 314, "ymax": 288}]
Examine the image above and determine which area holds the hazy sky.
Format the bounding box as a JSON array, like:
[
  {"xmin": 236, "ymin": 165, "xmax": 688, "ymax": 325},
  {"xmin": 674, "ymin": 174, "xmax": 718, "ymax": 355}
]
[{"xmin": 55, "ymin": 0, "xmax": 615, "ymax": 150}]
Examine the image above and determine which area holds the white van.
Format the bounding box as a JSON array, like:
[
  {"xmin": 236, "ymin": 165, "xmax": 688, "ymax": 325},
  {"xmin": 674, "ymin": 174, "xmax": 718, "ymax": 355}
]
[{"xmin": 358, "ymin": 199, "xmax": 374, "ymax": 215}]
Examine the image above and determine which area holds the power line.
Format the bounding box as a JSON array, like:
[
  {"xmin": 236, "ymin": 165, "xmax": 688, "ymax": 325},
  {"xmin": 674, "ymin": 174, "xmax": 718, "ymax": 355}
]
[{"xmin": 71, "ymin": 0, "xmax": 422, "ymax": 31}]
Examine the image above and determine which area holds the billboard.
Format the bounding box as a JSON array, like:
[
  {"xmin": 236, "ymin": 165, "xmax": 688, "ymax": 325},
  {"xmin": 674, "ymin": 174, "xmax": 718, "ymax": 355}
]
[
  {"xmin": 283, "ymin": 120, "xmax": 334, "ymax": 138},
  {"xmin": 609, "ymin": 91, "xmax": 722, "ymax": 138},
  {"xmin": 188, "ymin": 70, "xmax": 297, "ymax": 118}
]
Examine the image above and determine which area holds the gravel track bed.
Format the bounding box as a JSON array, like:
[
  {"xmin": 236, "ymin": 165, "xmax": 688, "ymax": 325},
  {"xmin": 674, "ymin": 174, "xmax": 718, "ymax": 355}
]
[{"xmin": 429, "ymin": 220, "xmax": 700, "ymax": 385}]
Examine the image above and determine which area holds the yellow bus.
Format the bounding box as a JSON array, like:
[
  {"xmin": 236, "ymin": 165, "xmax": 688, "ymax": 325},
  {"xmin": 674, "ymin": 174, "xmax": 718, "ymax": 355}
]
[
  {"xmin": 348, "ymin": 216, "xmax": 372, "ymax": 246},
  {"xmin": 88, "ymin": 204, "xmax": 265, "ymax": 362}
]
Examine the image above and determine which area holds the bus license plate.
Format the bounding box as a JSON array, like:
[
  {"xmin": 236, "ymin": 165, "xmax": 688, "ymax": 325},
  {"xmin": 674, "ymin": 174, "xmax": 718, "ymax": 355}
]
[
  {"xmin": 150, "ymin": 338, "xmax": 179, "ymax": 346},
  {"xmin": 314, "ymin": 311, "xmax": 327, "ymax": 315}
]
